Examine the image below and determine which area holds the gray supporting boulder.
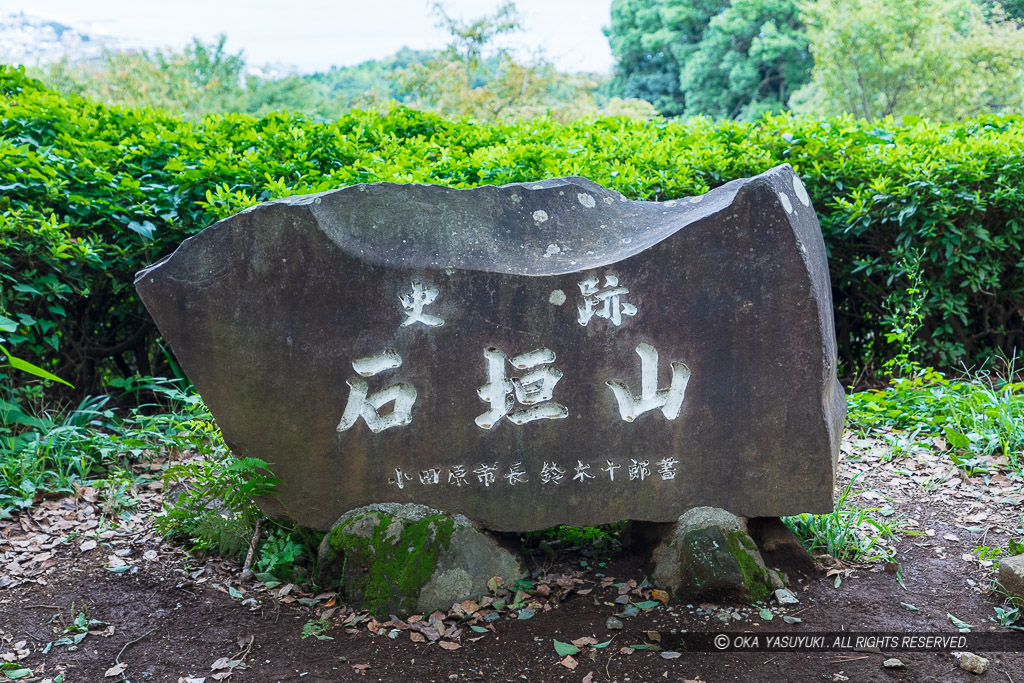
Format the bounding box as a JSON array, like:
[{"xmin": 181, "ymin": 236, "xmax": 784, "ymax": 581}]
[
  {"xmin": 999, "ymin": 554, "xmax": 1024, "ymax": 601},
  {"xmin": 651, "ymin": 507, "xmax": 783, "ymax": 603},
  {"xmin": 136, "ymin": 164, "xmax": 845, "ymax": 532},
  {"xmin": 316, "ymin": 503, "xmax": 525, "ymax": 617}
]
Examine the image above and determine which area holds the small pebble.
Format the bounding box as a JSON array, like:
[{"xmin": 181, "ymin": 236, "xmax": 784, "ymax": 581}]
[
  {"xmin": 883, "ymin": 658, "xmax": 905, "ymax": 669},
  {"xmin": 782, "ymin": 615, "xmax": 802, "ymax": 625},
  {"xmin": 606, "ymin": 617, "xmax": 624, "ymax": 630},
  {"xmin": 956, "ymin": 652, "xmax": 989, "ymax": 674},
  {"xmin": 774, "ymin": 588, "xmax": 799, "ymax": 605}
]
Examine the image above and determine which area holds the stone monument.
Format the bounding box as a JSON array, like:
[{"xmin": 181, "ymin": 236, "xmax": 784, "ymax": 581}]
[{"xmin": 137, "ymin": 164, "xmax": 845, "ymax": 612}]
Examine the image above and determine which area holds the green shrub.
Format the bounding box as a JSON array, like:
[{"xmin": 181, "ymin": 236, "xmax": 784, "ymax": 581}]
[
  {"xmin": 848, "ymin": 363, "xmax": 1024, "ymax": 474},
  {"xmin": 2, "ymin": 64, "xmax": 1022, "ymax": 394}
]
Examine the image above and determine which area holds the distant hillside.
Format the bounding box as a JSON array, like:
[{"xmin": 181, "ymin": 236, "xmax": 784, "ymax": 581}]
[{"xmin": 0, "ymin": 11, "xmax": 123, "ymax": 65}]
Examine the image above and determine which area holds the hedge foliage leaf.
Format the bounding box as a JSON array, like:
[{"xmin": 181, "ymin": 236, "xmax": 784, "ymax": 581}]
[{"xmin": 1, "ymin": 65, "xmax": 1022, "ymax": 395}]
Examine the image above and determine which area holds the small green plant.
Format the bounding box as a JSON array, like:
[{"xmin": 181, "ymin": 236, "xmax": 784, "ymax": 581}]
[
  {"xmin": 880, "ymin": 252, "xmax": 926, "ymax": 380},
  {"xmin": 973, "ymin": 519, "xmax": 1024, "ymax": 570},
  {"xmin": 301, "ymin": 618, "xmax": 332, "ymax": 640},
  {"xmin": 520, "ymin": 522, "xmax": 624, "ymax": 557},
  {"xmin": 156, "ymin": 454, "xmax": 281, "ymax": 556},
  {"xmin": 993, "ymin": 595, "xmax": 1023, "ymax": 631},
  {"xmin": 254, "ymin": 526, "xmax": 307, "ymax": 582},
  {"xmin": 41, "ymin": 603, "xmax": 110, "ymax": 653},
  {"xmin": 783, "ymin": 474, "xmax": 901, "ymax": 563}
]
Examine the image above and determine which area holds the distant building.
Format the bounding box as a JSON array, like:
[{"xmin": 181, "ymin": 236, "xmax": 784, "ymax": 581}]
[{"xmin": 0, "ymin": 11, "xmax": 125, "ymax": 65}]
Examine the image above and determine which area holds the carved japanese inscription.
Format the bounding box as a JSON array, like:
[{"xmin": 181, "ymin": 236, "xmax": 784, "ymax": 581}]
[{"xmin": 136, "ymin": 165, "xmax": 846, "ymax": 532}]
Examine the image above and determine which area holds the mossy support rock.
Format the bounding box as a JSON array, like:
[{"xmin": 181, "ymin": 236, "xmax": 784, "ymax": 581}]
[
  {"xmin": 651, "ymin": 506, "xmax": 783, "ymax": 604},
  {"xmin": 999, "ymin": 554, "xmax": 1024, "ymax": 600},
  {"xmin": 316, "ymin": 503, "xmax": 525, "ymax": 618}
]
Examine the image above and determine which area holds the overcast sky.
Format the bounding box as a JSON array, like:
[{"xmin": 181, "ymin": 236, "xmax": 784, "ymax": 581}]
[{"xmin": 1, "ymin": 0, "xmax": 616, "ymax": 73}]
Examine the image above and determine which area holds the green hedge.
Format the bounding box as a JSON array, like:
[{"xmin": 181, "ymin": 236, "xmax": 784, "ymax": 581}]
[{"xmin": 2, "ymin": 65, "xmax": 1022, "ymax": 396}]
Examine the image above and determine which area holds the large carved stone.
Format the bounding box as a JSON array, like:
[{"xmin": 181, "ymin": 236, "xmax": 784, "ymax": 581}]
[{"xmin": 136, "ymin": 164, "xmax": 845, "ymax": 532}]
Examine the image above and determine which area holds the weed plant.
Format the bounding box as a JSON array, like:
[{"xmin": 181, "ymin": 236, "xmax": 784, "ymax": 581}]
[
  {"xmin": 0, "ymin": 376, "xmax": 211, "ymax": 516},
  {"xmin": 848, "ymin": 362, "xmax": 1024, "ymax": 475},
  {"xmin": 783, "ymin": 474, "xmax": 902, "ymax": 563}
]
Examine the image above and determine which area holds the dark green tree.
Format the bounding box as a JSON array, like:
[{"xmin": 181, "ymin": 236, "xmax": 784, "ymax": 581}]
[
  {"xmin": 681, "ymin": 0, "xmax": 811, "ymax": 119},
  {"xmin": 607, "ymin": 0, "xmax": 685, "ymax": 116},
  {"xmin": 606, "ymin": 0, "xmax": 810, "ymax": 118}
]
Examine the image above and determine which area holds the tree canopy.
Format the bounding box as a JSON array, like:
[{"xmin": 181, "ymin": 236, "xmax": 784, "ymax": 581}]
[
  {"xmin": 606, "ymin": 0, "xmax": 810, "ymax": 118},
  {"xmin": 792, "ymin": 0, "xmax": 1024, "ymax": 121}
]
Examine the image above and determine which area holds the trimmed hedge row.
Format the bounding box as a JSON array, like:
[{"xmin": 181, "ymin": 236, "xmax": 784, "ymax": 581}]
[{"xmin": 2, "ymin": 65, "xmax": 1022, "ymax": 395}]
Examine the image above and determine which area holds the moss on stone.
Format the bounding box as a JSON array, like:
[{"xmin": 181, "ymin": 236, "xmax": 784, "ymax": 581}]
[
  {"xmin": 323, "ymin": 511, "xmax": 456, "ymax": 616},
  {"xmin": 724, "ymin": 529, "xmax": 772, "ymax": 603}
]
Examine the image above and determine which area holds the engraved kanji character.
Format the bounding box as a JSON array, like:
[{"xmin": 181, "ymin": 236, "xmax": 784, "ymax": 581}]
[
  {"xmin": 504, "ymin": 462, "xmax": 528, "ymax": 486},
  {"xmin": 474, "ymin": 462, "xmax": 499, "ymax": 487},
  {"xmin": 540, "ymin": 461, "xmax": 565, "ymax": 484},
  {"xmin": 390, "ymin": 468, "xmax": 412, "ymax": 489},
  {"xmin": 656, "ymin": 457, "xmax": 679, "ymax": 481},
  {"xmin": 399, "ymin": 279, "xmax": 444, "ymax": 327},
  {"xmin": 337, "ymin": 350, "xmax": 417, "ymax": 433},
  {"xmin": 602, "ymin": 460, "xmax": 621, "ymax": 481},
  {"xmin": 572, "ymin": 460, "xmax": 595, "ymax": 482},
  {"xmin": 475, "ymin": 346, "xmax": 568, "ymax": 429},
  {"xmin": 578, "ymin": 274, "xmax": 637, "ymax": 327},
  {"xmin": 448, "ymin": 465, "xmax": 469, "ymax": 486},
  {"xmin": 629, "ymin": 459, "xmax": 651, "ymax": 481},
  {"xmin": 606, "ymin": 343, "xmax": 690, "ymax": 422},
  {"xmin": 419, "ymin": 468, "xmax": 441, "ymax": 485}
]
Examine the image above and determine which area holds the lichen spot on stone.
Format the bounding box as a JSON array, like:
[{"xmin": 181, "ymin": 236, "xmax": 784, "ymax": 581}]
[
  {"xmin": 792, "ymin": 175, "xmax": 811, "ymax": 206},
  {"xmin": 510, "ymin": 194, "xmax": 521, "ymax": 204},
  {"xmin": 577, "ymin": 193, "xmax": 596, "ymax": 208},
  {"xmin": 603, "ymin": 196, "xmax": 614, "ymax": 205},
  {"xmin": 544, "ymin": 243, "xmax": 561, "ymax": 258},
  {"xmin": 533, "ymin": 209, "xmax": 548, "ymax": 224},
  {"xmin": 778, "ymin": 192, "xmax": 794, "ymax": 214},
  {"xmin": 549, "ymin": 289, "xmax": 567, "ymax": 306},
  {"xmin": 664, "ymin": 199, "xmax": 677, "ymax": 207}
]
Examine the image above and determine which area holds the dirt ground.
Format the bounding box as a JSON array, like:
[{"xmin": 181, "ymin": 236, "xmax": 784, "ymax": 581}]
[{"xmin": 1, "ymin": 431, "xmax": 1022, "ymax": 682}]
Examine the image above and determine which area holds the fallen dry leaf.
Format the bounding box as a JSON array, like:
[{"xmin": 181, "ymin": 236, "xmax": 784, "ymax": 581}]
[
  {"xmin": 438, "ymin": 641, "xmax": 461, "ymax": 650},
  {"xmin": 559, "ymin": 655, "xmax": 578, "ymax": 670},
  {"xmin": 104, "ymin": 662, "xmax": 128, "ymax": 677}
]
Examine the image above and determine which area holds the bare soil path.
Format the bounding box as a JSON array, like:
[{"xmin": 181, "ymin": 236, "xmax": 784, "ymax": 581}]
[{"xmin": 1, "ymin": 433, "xmax": 1022, "ymax": 682}]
